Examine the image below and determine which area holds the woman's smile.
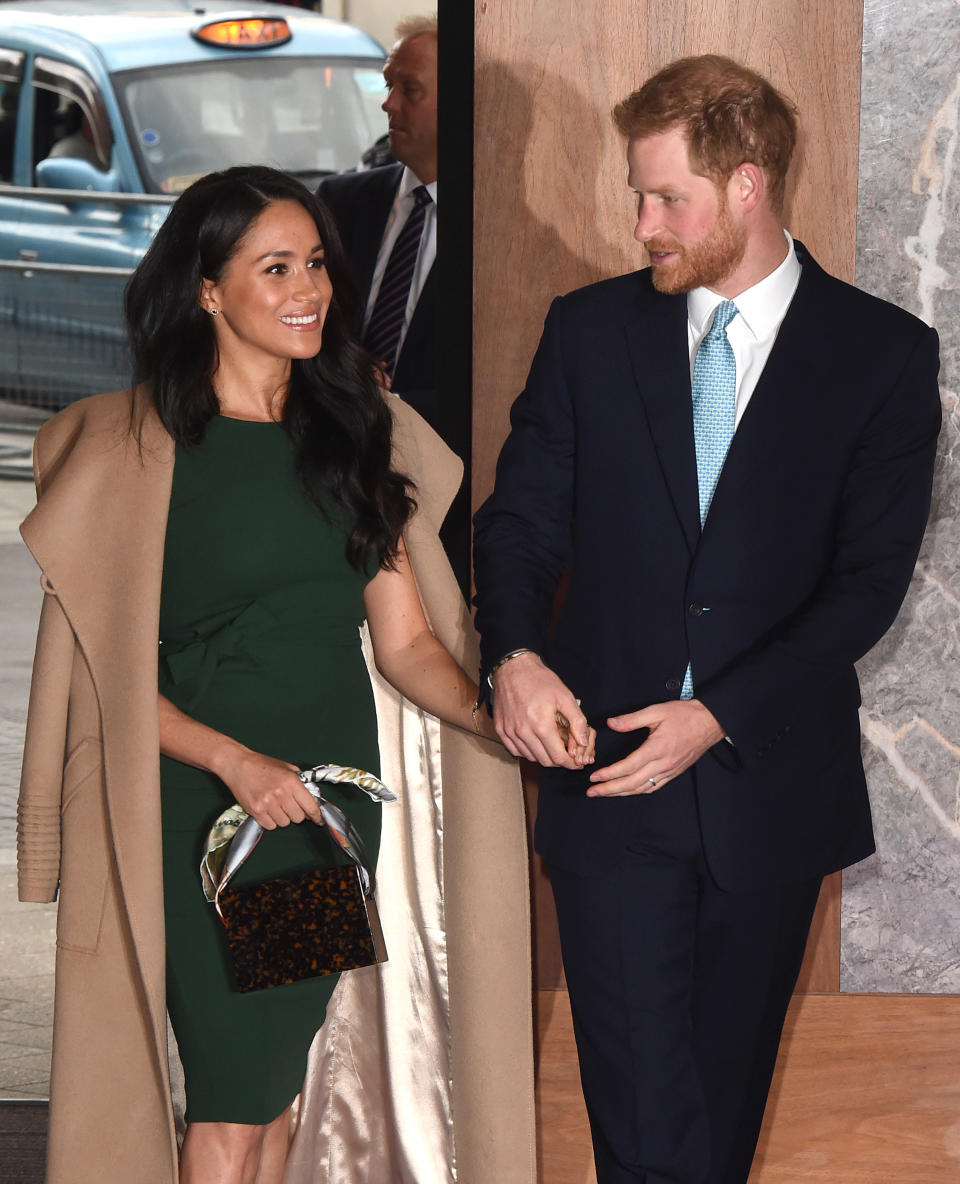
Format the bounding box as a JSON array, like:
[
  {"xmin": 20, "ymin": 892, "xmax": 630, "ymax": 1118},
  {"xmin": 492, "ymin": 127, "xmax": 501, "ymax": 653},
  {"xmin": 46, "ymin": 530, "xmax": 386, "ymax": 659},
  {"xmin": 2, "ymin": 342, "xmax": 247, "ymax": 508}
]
[
  {"xmin": 201, "ymin": 200, "xmax": 333, "ymax": 364},
  {"xmin": 279, "ymin": 310, "xmax": 321, "ymax": 328}
]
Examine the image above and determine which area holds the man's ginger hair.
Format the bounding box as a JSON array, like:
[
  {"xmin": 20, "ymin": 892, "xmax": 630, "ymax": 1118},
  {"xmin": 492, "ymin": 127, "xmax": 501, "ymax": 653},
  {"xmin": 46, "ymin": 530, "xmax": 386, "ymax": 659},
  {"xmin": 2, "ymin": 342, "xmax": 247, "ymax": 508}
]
[{"xmin": 613, "ymin": 55, "xmax": 797, "ymax": 212}]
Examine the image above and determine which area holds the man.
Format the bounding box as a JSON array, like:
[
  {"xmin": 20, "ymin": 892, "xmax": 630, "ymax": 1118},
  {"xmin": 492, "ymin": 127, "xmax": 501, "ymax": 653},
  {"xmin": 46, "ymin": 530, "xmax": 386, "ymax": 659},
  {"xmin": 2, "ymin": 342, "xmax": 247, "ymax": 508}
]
[
  {"xmin": 317, "ymin": 15, "xmax": 470, "ymax": 587},
  {"xmin": 473, "ymin": 55, "xmax": 941, "ymax": 1184},
  {"xmin": 317, "ymin": 15, "xmax": 438, "ymax": 431},
  {"xmin": 48, "ymin": 105, "xmax": 100, "ymax": 168}
]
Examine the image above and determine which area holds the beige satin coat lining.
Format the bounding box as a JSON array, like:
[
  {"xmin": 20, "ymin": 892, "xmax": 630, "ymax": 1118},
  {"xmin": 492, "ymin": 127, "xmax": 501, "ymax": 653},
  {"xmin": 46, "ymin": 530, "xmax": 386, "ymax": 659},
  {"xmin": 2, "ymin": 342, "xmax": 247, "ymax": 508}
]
[{"xmin": 283, "ymin": 633, "xmax": 454, "ymax": 1181}]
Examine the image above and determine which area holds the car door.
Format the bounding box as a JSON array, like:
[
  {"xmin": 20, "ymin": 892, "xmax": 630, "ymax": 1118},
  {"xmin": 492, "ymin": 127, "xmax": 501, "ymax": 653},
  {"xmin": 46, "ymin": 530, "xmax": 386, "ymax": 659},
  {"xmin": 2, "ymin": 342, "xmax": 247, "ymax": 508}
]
[
  {"xmin": 0, "ymin": 47, "xmax": 26, "ymax": 394},
  {"xmin": 7, "ymin": 55, "xmax": 146, "ymax": 405}
]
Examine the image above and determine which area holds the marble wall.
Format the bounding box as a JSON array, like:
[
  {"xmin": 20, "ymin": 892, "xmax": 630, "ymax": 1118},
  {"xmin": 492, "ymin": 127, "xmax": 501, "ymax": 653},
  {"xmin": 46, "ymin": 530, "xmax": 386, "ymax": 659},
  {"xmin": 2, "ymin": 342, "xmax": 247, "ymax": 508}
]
[{"xmin": 842, "ymin": 0, "xmax": 960, "ymax": 991}]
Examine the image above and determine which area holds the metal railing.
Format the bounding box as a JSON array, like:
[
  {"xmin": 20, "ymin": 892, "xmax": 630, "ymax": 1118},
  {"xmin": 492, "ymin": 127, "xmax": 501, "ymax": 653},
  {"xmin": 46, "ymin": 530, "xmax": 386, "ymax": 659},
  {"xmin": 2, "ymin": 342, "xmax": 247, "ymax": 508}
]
[
  {"xmin": 0, "ymin": 259, "xmax": 133, "ymax": 277},
  {"xmin": 0, "ymin": 183, "xmax": 175, "ymax": 206},
  {"xmin": 0, "ymin": 269, "xmax": 134, "ymax": 411},
  {"xmin": 0, "ymin": 186, "xmax": 174, "ymax": 415}
]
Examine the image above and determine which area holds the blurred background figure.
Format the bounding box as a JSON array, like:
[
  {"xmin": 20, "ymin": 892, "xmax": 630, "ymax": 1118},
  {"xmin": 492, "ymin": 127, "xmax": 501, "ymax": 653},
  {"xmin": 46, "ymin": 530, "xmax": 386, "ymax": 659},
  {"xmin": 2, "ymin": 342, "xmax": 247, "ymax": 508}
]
[
  {"xmin": 318, "ymin": 14, "xmax": 437, "ymax": 437},
  {"xmin": 47, "ymin": 106, "xmax": 100, "ymax": 167},
  {"xmin": 315, "ymin": 15, "xmax": 472, "ymax": 585}
]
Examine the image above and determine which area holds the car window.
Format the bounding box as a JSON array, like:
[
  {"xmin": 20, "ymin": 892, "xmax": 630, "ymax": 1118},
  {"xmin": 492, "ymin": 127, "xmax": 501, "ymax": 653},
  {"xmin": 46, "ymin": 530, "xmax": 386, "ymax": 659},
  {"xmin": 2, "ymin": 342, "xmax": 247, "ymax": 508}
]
[
  {"xmin": 114, "ymin": 57, "xmax": 387, "ymax": 193},
  {"xmin": 33, "ymin": 91, "xmax": 107, "ymax": 173},
  {"xmin": 0, "ymin": 49, "xmax": 24, "ymax": 183},
  {"xmin": 32, "ymin": 57, "xmax": 112, "ymax": 176}
]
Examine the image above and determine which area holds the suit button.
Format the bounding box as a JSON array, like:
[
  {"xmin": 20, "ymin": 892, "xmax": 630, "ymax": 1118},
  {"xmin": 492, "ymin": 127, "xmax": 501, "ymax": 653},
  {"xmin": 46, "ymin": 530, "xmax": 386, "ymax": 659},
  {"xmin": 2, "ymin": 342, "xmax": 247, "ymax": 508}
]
[
  {"xmin": 665, "ymin": 677, "xmax": 681, "ymax": 691},
  {"xmin": 688, "ymin": 603, "xmax": 704, "ymax": 617}
]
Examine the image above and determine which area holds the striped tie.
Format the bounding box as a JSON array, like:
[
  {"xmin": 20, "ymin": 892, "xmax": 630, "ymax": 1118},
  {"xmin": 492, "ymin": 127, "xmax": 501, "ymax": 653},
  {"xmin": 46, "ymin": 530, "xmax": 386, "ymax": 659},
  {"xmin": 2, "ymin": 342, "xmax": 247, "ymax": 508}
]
[
  {"xmin": 364, "ymin": 185, "xmax": 431, "ymax": 376},
  {"xmin": 680, "ymin": 298, "xmax": 739, "ymax": 699}
]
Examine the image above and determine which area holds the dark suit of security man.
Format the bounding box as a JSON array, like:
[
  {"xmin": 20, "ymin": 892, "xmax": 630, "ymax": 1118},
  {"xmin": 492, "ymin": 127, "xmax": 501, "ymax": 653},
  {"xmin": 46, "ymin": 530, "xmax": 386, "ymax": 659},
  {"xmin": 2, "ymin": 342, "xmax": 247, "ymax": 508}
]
[
  {"xmin": 318, "ymin": 18, "xmax": 472, "ymax": 588},
  {"xmin": 317, "ymin": 18, "xmax": 439, "ymax": 436},
  {"xmin": 473, "ymin": 55, "xmax": 941, "ymax": 1184}
]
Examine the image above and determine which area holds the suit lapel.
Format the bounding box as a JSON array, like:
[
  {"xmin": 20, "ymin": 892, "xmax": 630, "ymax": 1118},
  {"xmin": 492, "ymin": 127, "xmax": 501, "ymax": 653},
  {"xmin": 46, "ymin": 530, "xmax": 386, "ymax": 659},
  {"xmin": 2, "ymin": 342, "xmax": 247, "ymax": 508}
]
[
  {"xmin": 624, "ymin": 283, "xmax": 701, "ymax": 553},
  {"xmin": 406, "ymin": 259, "xmax": 435, "ymax": 337},
  {"xmin": 704, "ymin": 245, "xmax": 825, "ymax": 518},
  {"xmin": 397, "ymin": 260, "xmax": 435, "ymax": 366},
  {"xmin": 354, "ymin": 164, "xmax": 403, "ymax": 296}
]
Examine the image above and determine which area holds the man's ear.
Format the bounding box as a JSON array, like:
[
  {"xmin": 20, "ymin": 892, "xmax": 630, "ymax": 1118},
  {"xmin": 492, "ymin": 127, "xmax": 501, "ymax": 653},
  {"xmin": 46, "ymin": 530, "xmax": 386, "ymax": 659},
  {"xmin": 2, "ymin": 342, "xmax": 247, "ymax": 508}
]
[{"xmin": 729, "ymin": 162, "xmax": 765, "ymax": 214}]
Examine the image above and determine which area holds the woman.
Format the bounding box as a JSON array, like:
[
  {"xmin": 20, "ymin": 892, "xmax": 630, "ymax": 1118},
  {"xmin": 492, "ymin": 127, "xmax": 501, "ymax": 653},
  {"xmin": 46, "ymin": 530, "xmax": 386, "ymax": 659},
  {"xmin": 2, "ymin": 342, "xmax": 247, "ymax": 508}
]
[{"xmin": 17, "ymin": 167, "xmax": 577, "ymax": 1183}]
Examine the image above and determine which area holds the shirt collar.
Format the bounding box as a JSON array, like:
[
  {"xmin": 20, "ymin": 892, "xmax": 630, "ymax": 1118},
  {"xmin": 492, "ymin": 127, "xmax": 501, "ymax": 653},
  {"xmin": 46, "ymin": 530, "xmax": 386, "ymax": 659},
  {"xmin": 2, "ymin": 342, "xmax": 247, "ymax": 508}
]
[
  {"xmin": 399, "ymin": 165, "xmax": 438, "ymax": 205},
  {"xmin": 687, "ymin": 229, "xmax": 800, "ymax": 341}
]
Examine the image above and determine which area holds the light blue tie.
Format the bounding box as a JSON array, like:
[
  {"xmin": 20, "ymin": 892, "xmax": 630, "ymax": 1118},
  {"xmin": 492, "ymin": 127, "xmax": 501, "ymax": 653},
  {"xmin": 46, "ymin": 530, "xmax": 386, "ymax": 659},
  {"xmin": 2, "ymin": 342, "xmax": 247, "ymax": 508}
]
[{"xmin": 680, "ymin": 299, "xmax": 739, "ymax": 699}]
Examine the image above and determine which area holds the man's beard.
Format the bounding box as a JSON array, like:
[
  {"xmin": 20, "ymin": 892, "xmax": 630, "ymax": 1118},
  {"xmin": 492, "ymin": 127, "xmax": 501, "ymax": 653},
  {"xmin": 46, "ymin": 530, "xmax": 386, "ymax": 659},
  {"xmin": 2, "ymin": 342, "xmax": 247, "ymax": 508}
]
[{"xmin": 647, "ymin": 202, "xmax": 747, "ymax": 295}]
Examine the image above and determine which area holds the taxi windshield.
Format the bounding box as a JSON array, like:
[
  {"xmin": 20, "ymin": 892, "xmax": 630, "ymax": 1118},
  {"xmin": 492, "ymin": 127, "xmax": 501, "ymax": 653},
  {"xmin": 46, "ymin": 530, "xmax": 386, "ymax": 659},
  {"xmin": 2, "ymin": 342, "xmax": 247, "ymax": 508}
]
[{"xmin": 113, "ymin": 57, "xmax": 386, "ymax": 194}]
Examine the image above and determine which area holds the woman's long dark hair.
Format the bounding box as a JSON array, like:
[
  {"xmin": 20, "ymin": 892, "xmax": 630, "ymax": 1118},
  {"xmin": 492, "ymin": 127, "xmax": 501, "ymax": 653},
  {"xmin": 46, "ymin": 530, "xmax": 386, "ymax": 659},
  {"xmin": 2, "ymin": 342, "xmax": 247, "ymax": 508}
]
[{"xmin": 124, "ymin": 165, "xmax": 415, "ymax": 571}]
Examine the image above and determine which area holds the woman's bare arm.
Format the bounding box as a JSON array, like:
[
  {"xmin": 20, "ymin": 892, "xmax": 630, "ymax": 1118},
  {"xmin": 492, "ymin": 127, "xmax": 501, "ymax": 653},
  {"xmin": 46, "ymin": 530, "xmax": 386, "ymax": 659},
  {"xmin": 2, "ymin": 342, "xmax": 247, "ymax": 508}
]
[
  {"xmin": 363, "ymin": 538, "xmax": 498, "ymax": 742},
  {"xmin": 364, "ymin": 537, "xmax": 594, "ymax": 764}
]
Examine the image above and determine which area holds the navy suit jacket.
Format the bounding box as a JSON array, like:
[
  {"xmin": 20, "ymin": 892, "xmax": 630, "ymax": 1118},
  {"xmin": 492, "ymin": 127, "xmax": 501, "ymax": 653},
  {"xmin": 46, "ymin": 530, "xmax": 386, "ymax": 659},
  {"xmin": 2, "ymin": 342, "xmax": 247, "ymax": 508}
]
[
  {"xmin": 317, "ymin": 164, "xmax": 441, "ymax": 437},
  {"xmin": 473, "ymin": 243, "xmax": 941, "ymax": 891}
]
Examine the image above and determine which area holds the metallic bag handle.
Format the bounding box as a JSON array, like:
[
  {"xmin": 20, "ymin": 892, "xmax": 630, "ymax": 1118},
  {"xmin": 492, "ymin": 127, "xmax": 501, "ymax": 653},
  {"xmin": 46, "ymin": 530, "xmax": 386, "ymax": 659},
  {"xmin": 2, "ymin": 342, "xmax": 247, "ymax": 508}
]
[{"xmin": 200, "ymin": 764, "xmax": 397, "ymax": 920}]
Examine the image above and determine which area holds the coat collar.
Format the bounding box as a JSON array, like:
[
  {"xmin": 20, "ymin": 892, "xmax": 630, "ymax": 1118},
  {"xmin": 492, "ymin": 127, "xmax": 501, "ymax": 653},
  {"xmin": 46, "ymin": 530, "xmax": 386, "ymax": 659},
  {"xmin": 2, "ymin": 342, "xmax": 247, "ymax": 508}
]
[
  {"xmin": 22, "ymin": 390, "xmax": 174, "ymax": 1052},
  {"xmin": 22, "ymin": 390, "xmax": 174, "ymax": 690}
]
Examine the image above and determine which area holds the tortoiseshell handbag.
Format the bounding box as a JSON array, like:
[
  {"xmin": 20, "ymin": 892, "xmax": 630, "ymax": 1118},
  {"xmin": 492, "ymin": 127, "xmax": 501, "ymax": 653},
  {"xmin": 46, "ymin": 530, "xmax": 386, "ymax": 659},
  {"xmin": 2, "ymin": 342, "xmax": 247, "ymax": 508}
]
[{"xmin": 200, "ymin": 765, "xmax": 396, "ymax": 993}]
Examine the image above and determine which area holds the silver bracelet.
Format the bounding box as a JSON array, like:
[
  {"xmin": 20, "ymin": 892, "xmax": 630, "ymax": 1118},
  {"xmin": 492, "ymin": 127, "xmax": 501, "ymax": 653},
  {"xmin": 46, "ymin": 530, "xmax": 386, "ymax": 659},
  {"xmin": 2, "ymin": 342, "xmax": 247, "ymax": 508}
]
[{"xmin": 486, "ymin": 648, "xmax": 538, "ymax": 691}]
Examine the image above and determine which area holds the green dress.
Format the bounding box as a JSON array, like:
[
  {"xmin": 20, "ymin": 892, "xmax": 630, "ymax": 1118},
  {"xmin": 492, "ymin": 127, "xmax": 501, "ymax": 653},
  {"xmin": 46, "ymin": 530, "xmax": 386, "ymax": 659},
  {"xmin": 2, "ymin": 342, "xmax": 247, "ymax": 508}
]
[{"xmin": 159, "ymin": 416, "xmax": 381, "ymax": 1125}]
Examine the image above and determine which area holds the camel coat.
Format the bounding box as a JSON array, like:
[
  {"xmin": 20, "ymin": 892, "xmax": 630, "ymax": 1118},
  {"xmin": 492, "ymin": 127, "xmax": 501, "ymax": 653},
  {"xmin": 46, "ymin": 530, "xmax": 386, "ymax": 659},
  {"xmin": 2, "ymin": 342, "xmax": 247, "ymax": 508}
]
[{"xmin": 17, "ymin": 389, "xmax": 536, "ymax": 1184}]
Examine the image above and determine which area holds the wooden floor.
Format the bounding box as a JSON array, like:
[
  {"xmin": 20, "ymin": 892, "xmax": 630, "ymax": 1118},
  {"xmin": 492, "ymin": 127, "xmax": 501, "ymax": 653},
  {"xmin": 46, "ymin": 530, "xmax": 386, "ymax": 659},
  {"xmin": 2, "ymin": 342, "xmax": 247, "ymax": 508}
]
[{"xmin": 535, "ymin": 989, "xmax": 960, "ymax": 1183}]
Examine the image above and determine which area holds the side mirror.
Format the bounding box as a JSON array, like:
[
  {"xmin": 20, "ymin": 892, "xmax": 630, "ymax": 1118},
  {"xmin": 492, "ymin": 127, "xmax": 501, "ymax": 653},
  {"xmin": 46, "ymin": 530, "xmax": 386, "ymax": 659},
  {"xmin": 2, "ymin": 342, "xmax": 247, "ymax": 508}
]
[{"xmin": 34, "ymin": 157, "xmax": 121, "ymax": 193}]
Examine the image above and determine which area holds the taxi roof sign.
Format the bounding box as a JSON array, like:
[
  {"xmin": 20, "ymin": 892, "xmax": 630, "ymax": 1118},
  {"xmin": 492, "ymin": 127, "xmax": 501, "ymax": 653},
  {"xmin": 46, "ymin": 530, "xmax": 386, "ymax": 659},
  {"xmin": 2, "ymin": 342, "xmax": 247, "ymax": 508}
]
[{"xmin": 192, "ymin": 16, "xmax": 292, "ymax": 50}]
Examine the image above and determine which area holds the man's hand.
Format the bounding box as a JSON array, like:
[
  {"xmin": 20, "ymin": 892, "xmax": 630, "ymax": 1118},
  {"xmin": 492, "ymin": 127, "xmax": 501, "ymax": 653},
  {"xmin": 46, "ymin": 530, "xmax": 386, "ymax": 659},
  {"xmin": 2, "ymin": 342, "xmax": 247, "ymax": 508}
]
[
  {"xmin": 587, "ymin": 699, "xmax": 725, "ymax": 796},
  {"xmin": 492, "ymin": 652, "xmax": 593, "ymax": 768}
]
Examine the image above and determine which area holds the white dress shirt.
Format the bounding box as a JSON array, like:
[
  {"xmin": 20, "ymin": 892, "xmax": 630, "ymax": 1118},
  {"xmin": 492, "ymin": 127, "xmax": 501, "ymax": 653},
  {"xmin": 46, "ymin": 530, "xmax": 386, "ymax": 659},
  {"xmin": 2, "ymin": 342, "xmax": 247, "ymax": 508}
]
[
  {"xmin": 687, "ymin": 230, "xmax": 801, "ymax": 427},
  {"xmin": 362, "ymin": 166, "xmax": 438, "ymax": 360}
]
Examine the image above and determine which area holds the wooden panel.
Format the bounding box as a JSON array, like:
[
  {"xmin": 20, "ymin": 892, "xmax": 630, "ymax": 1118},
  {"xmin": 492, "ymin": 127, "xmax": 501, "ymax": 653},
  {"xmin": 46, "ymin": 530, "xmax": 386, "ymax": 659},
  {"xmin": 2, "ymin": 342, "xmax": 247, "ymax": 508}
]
[
  {"xmin": 752, "ymin": 993, "xmax": 960, "ymax": 1181},
  {"xmin": 794, "ymin": 871, "xmax": 841, "ymax": 994},
  {"xmin": 536, "ymin": 988, "xmax": 960, "ymax": 1183},
  {"xmin": 535, "ymin": 989, "xmax": 594, "ymax": 1184},
  {"xmin": 474, "ymin": 0, "xmax": 863, "ymax": 991},
  {"xmin": 473, "ymin": 0, "xmax": 863, "ymax": 503}
]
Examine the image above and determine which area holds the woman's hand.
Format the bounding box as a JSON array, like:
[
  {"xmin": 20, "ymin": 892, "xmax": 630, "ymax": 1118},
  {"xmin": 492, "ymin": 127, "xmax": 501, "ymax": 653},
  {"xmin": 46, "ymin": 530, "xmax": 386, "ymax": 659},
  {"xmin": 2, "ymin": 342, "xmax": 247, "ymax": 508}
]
[
  {"xmin": 211, "ymin": 747, "xmax": 323, "ymax": 830},
  {"xmin": 158, "ymin": 694, "xmax": 322, "ymax": 830},
  {"xmin": 556, "ymin": 708, "xmax": 597, "ymax": 768}
]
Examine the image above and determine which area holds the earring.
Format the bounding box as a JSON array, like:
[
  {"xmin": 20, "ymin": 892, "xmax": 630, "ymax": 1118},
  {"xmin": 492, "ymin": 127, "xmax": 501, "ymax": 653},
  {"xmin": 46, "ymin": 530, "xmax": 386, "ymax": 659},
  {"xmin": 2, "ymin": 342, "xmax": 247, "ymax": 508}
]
[{"xmin": 209, "ymin": 308, "xmax": 219, "ymax": 316}]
